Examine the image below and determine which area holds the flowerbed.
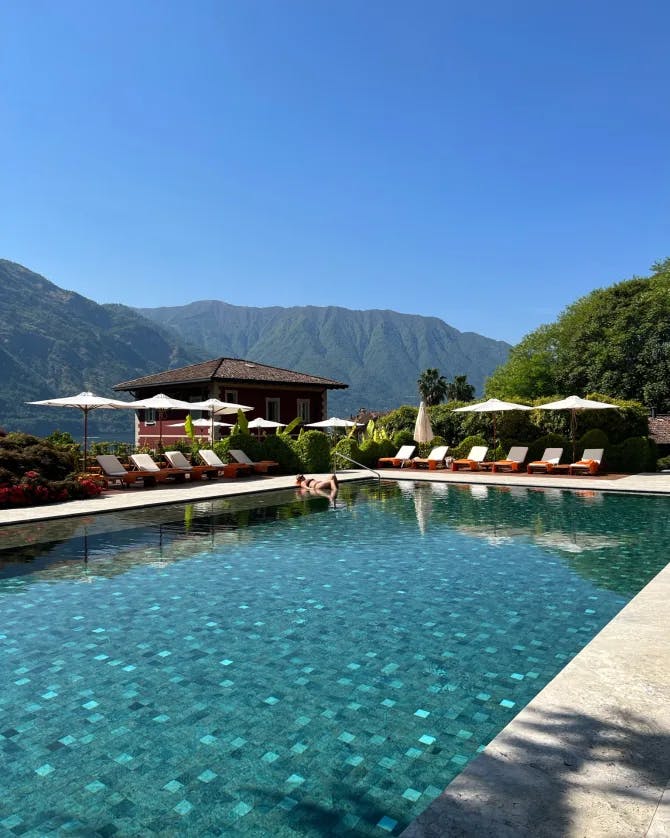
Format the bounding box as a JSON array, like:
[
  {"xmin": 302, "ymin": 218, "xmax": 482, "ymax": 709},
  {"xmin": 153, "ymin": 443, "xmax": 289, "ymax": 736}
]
[{"xmin": 0, "ymin": 470, "xmax": 104, "ymax": 508}]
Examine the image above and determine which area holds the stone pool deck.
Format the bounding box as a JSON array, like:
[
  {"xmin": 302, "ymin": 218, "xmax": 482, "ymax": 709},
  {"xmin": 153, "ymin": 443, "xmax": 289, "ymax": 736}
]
[{"xmin": 1, "ymin": 468, "xmax": 669, "ymax": 836}]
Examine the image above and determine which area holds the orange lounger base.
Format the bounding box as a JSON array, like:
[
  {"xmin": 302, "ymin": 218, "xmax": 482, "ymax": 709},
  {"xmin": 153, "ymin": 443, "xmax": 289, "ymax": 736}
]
[
  {"xmin": 451, "ymin": 460, "xmax": 479, "ymax": 471},
  {"xmin": 188, "ymin": 465, "xmax": 219, "ymax": 480},
  {"xmin": 222, "ymin": 463, "xmax": 253, "ymax": 478},
  {"xmin": 527, "ymin": 463, "xmax": 555, "ymax": 474},
  {"xmin": 491, "ymin": 461, "xmax": 522, "ymax": 473},
  {"xmin": 250, "ymin": 461, "xmax": 279, "ymax": 473},
  {"xmin": 569, "ymin": 460, "xmax": 599, "ymax": 475}
]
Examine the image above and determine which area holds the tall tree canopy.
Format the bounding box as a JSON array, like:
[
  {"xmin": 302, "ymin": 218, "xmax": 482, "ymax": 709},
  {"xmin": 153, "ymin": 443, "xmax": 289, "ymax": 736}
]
[
  {"xmin": 417, "ymin": 368, "xmax": 448, "ymax": 405},
  {"xmin": 486, "ymin": 259, "xmax": 670, "ymax": 411},
  {"xmin": 446, "ymin": 374, "xmax": 475, "ymax": 402}
]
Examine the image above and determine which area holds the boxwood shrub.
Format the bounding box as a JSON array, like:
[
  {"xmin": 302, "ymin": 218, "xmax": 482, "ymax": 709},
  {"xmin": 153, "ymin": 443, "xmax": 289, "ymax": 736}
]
[
  {"xmin": 294, "ymin": 430, "xmax": 331, "ymax": 473},
  {"xmin": 331, "ymin": 437, "xmax": 362, "ymax": 471},
  {"xmin": 260, "ymin": 434, "xmax": 301, "ymax": 472}
]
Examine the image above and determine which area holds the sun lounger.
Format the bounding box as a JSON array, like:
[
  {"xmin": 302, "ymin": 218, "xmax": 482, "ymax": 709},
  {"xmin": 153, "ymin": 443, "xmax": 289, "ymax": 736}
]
[
  {"xmin": 377, "ymin": 445, "xmax": 416, "ymax": 469},
  {"xmin": 526, "ymin": 448, "xmax": 563, "ymax": 474},
  {"xmin": 451, "ymin": 446, "xmax": 488, "ymax": 471},
  {"xmin": 228, "ymin": 449, "xmax": 279, "ymax": 474},
  {"xmin": 411, "ymin": 445, "xmax": 450, "ymax": 469},
  {"xmin": 569, "ymin": 448, "xmax": 604, "ymax": 475},
  {"xmin": 129, "ymin": 453, "xmax": 188, "ymax": 482},
  {"xmin": 96, "ymin": 454, "xmax": 160, "ymax": 488},
  {"xmin": 164, "ymin": 450, "xmax": 219, "ymax": 480},
  {"xmin": 490, "ymin": 446, "xmax": 529, "ymax": 473},
  {"xmin": 197, "ymin": 449, "xmax": 253, "ymax": 478}
]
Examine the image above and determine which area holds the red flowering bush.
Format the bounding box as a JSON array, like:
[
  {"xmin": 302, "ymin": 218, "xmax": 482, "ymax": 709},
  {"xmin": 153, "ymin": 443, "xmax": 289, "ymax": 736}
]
[{"xmin": 0, "ymin": 439, "xmax": 104, "ymax": 508}]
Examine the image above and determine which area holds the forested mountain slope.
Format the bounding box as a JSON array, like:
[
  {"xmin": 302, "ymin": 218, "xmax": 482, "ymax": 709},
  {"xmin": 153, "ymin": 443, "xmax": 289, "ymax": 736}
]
[
  {"xmin": 138, "ymin": 301, "xmax": 510, "ymax": 416},
  {"xmin": 0, "ymin": 260, "xmax": 203, "ymax": 437},
  {"xmin": 0, "ymin": 258, "xmax": 510, "ymax": 437}
]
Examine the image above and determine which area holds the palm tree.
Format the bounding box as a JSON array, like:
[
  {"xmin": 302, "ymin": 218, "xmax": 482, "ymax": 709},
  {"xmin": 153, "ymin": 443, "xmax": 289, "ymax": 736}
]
[
  {"xmin": 446, "ymin": 374, "xmax": 475, "ymax": 402},
  {"xmin": 417, "ymin": 368, "xmax": 448, "ymax": 406}
]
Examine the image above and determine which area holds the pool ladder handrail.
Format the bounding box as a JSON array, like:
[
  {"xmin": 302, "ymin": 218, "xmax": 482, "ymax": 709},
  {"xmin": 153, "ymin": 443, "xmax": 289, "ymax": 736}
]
[{"xmin": 334, "ymin": 452, "xmax": 381, "ymax": 482}]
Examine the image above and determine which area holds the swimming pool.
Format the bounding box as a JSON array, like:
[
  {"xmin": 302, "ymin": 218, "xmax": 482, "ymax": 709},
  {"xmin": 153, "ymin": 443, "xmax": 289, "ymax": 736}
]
[{"xmin": 0, "ymin": 481, "xmax": 668, "ymax": 836}]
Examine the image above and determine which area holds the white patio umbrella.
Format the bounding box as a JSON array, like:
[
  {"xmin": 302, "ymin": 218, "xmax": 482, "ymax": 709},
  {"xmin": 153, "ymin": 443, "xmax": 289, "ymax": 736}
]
[
  {"xmin": 248, "ymin": 417, "xmax": 285, "ymax": 429},
  {"xmin": 187, "ymin": 398, "xmax": 253, "ymax": 441},
  {"xmin": 413, "ymin": 401, "xmax": 434, "ymax": 444},
  {"xmin": 247, "ymin": 417, "xmax": 286, "ymax": 437},
  {"xmin": 536, "ymin": 395, "xmax": 617, "ymax": 460},
  {"xmin": 187, "ymin": 397, "xmax": 253, "ymax": 415},
  {"xmin": 169, "ymin": 418, "xmax": 233, "ymax": 428},
  {"xmin": 168, "ymin": 418, "xmax": 233, "ymax": 439},
  {"xmin": 453, "ymin": 398, "xmax": 532, "ymax": 452},
  {"xmin": 27, "ymin": 391, "xmax": 132, "ymax": 470},
  {"xmin": 305, "ymin": 417, "xmax": 362, "ymax": 430},
  {"xmin": 125, "ymin": 393, "xmax": 198, "ymax": 448}
]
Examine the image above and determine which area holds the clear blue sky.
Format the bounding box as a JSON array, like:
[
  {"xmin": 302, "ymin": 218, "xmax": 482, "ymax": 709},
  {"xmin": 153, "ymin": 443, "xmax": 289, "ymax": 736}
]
[{"xmin": 2, "ymin": 1, "xmax": 668, "ymax": 344}]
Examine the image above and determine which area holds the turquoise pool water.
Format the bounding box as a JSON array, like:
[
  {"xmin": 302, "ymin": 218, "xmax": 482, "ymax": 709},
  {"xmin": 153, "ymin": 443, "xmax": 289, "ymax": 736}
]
[{"xmin": 0, "ymin": 481, "xmax": 668, "ymax": 836}]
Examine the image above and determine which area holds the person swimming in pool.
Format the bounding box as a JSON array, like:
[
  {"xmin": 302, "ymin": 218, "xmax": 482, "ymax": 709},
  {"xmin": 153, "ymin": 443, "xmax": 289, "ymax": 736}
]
[{"xmin": 296, "ymin": 474, "xmax": 339, "ymax": 497}]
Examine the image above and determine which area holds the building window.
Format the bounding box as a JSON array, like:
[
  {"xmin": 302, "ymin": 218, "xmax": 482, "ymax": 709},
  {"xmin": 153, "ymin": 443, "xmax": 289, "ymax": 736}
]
[
  {"xmin": 145, "ymin": 408, "xmax": 156, "ymax": 425},
  {"xmin": 266, "ymin": 398, "xmax": 281, "ymax": 422},
  {"xmin": 297, "ymin": 399, "xmax": 310, "ymax": 422},
  {"xmin": 225, "ymin": 390, "xmax": 238, "ymax": 403}
]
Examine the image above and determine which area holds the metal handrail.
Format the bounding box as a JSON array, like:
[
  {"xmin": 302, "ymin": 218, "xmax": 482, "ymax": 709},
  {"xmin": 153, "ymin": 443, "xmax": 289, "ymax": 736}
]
[{"xmin": 334, "ymin": 452, "xmax": 381, "ymax": 482}]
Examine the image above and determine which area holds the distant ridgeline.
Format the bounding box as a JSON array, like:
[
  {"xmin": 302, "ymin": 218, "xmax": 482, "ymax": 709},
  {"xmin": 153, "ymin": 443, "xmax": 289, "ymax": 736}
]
[
  {"xmin": 137, "ymin": 301, "xmax": 511, "ymax": 417},
  {"xmin": 0, "ymin": 259, "xmax": 510, "ymax": 437}
]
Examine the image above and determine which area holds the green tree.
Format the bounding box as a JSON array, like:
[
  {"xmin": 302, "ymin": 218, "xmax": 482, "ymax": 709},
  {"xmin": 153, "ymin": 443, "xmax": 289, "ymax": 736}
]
[
  {"xmin": 446, "ymin": 374, "xmax": 475, "ymax": 402},
  {"xmin": 485, "ymin": 325, "xmax": 559, "ymax": 400},
  {"xmin": 485, "ymin": 259, "xmax": 670, "ymax": 410},
  {"xmin": 417, "ymin": 368, "xmax": 448, "ymax": 406}
]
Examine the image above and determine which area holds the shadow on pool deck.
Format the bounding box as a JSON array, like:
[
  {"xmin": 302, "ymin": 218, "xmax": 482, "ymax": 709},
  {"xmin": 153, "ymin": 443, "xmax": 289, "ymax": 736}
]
[
  {"xmin": 401, "ymin": 557, "xmax": 670, "ymax": 838},
  {"xmin": 402, "ymin": 705, "xmax": 669, "ymax": 837}
]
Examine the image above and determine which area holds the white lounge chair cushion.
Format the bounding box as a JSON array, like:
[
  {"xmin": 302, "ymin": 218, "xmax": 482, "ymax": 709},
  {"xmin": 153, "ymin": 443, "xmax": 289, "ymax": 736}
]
[
  {"xmin": 576, "ymin": 448, "xmax": 604, "ymax": 464},
  {"xmin": 504, "ymin": 446, "xmax": 528, "ymax": 463},
  {"xmin": 96, "ymin": 454, "xmax": 131, "ymax": 476},
  {"xmin": 198, "ymin": 449, "xmax": 226, "ymax": 468},
  {"xmin": 228, "ymin": 449, "xmax": 254, "ymax": 465},
  {"xmin": 130, "ymin": 453, "xmax": 162, "ymax": 472},
  {"xmin": 537, "ymin": 448, "xmax": 563, "ymax": 465},
  {"xmin": 165, "ymin": 451, "xmax": 193, "ymax": 470},
  {"xmin": 467, "ymin": 446, "xmax": 488, "ymax": 462}
]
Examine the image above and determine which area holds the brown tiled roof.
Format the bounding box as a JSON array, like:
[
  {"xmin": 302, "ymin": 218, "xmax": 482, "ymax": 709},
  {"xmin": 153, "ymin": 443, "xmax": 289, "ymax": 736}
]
[
  {"xmin": 114, "ymin": 357, "xmax": 348, "ymax": 391},
  {"xmin": 648, "ymin": 415, "xmax": 670, "ymax": 444}
]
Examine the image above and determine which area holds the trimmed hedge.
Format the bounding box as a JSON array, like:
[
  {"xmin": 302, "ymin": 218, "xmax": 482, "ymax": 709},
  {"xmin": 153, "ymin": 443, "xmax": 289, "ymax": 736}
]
[
  {"xmin": 260, "ymin": 434, "xmax": 301, "ymax": 472},
  {"xmin": 294, "ymin": 430, "xmax": 332, "ymax": 473},
  {"xmin": 332, "ymin": 437, "xmax": 362, "ymax": 470}
]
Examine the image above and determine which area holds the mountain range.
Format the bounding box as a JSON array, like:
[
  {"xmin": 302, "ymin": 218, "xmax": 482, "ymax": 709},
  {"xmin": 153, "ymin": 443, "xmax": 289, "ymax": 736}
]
[{"xmin": 0, "ymin": 259, "xmax": 510, "ymax": 439}]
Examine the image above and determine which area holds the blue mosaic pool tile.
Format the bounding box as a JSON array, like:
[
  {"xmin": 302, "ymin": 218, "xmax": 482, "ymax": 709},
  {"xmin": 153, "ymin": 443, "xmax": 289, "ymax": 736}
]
[{"xmin": 0, "ymin": 483, "xmax": 665, "ymax": 836}]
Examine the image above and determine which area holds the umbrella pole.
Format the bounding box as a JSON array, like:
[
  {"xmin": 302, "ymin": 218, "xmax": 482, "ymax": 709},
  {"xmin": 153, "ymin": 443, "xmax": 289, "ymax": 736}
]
[{"xmin": 83, "ymin": 409, "xmax": 89, "ymax": 472}]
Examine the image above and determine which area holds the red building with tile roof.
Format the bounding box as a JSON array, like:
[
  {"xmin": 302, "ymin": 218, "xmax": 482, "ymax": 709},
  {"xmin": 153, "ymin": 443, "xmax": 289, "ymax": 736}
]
[{"xmin": 114, "ymin": 357, "xmax": 348, "ymax": 447}]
